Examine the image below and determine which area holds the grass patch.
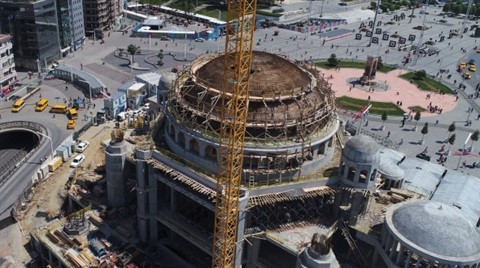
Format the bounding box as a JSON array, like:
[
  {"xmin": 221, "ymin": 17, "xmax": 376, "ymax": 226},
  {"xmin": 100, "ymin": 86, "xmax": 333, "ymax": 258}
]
[
  {"xmin": 400, "ymin": 72, "xmax": 453, "ymax": 94},
  {"xmin": 196, "ymin": 6, "xmax": 228, "ymax": 21},
  {"xmin": 315, "ymin": 61, "xmax": 396, "ymax": 73},
  {"xmin": 336, "ymin": 96, "xmax": 405, "ymax": 116},
  {"xmin": 408, "ymin": 106, "xmax": 426, "ymax": 112}
]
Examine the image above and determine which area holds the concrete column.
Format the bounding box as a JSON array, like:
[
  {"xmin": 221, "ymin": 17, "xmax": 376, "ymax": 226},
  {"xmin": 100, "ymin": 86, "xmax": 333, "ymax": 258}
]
[
  {"xmin": 381, "ymin": 228, "xmax": 388, "ymax": 247},
  {"xmin": 348, "ymin": 191, "xmax": 363, "ymax": 225},
  {"xmin": 396, "ymin": 244, "xmax": 404, "ymax": 265},
  {"xmin": 385, "ymin": 233, "xmax": 392, "ymax": 251},
  {"xmin": 234, "ymin": 191, "xmax": 250, "ymax": 268},
  {"xmin": 136, "ymin": 149, "xmax": 151, "ymax": 242},
  {"xmin": 106, "ymin": 140, "xmax": 128, "ymax": 208},
  {"xmin": 245, "ymin": 237, "xmax": 261, "ymax": 268},
  {"xmin": 389, "ymin": 240, "xmax": 398, "ymax": 258},
  {"xmin": 332, "ymin": 188, "xmax": 344, "ymax": 218},
  {"xmin": 404, "ymin": 251, "xmax": 413, "ymax": 268}
]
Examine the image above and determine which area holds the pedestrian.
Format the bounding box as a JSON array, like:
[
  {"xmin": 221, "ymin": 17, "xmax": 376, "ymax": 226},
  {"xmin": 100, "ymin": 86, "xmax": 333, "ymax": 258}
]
[
  {"xmin": 399, "ymin": 138, "xmax": 404, "ymax": 145},
  {"xmin": 435, "ymin": 120, "xmax": 439, "ymax": 125},
  {"xmin": 463, "ymin": 160, "xmax": 467, "ymax": 168},
  {"xmin": 65, "ymin": 86, "xmax": 68, "ymax": 91},
  {"xmin": 387, "ymin": 131, "xmax": 390, "ymax": 138}
]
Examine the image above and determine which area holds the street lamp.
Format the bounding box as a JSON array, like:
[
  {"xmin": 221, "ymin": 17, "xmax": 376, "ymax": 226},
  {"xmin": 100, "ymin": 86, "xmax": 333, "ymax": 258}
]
[
  {"xmin": 35, "ymin": 131, "xmax": 54, "ymax": 158},
  {"xmin": 456, "ymin": 132, "xmax": 472, "ymax": 170}
]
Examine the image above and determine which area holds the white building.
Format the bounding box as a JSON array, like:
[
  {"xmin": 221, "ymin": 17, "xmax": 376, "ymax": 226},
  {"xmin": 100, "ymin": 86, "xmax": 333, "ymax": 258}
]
[{"xmin": 0, "ymin": 34, "xmax": 16, "ymax": 97}]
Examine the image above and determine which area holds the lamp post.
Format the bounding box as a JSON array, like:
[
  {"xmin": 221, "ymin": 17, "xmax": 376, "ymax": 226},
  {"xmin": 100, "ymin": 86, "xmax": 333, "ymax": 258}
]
[
  {"xmin": 457, "ymin": 132, "xmax": 472, "ymax": 170},
  {"xmin": 35, "ymin": 131, "xmax": 54, "ymax": 158}
]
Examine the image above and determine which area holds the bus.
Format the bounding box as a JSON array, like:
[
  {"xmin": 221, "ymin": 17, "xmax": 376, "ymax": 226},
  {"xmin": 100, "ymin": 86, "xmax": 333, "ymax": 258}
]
[
  {"xmin": 35, "ymin": 98, "xmax": 49, "ymax": 112},
  {"xmin": 50, "ymin": 104, "xmax": 68, "ymax": 114},
  {"xmin": 67, "ymin": 108, "xmax": 78, "ymax": 120},
  {"xmin": 11, "ymin": 99, "xmax": 25, "ymax": 113}
]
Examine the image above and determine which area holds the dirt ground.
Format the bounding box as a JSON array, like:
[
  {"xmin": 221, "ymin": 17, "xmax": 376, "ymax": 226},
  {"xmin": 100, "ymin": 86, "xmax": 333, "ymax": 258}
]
[{"xmin": 0, "ymin": 122, "xmax": 114, "ymax": 267}]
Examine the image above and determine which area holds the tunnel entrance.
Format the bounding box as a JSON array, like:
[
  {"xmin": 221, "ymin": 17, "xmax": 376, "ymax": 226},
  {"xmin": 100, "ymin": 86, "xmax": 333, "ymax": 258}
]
[{"xmin": 0, "ymin": 130, "xmax": 40, "ymax": 177}]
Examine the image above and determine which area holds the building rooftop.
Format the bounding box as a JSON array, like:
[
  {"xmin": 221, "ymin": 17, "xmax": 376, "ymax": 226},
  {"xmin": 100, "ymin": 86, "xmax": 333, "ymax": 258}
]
[{"xmin": 387, "ymin": 200, "xmax": 480, "ymax": 259}]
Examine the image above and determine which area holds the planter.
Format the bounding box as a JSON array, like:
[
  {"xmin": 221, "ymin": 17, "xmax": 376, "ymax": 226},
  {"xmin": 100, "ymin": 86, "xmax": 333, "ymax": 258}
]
[{"xmin": 419, "ymin": 139, "xmax": 424, "ymax": 145}]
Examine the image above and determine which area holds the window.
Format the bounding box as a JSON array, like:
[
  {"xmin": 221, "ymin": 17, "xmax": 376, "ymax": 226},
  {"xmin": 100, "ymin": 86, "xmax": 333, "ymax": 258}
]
[
  {"xmin": 359, "ymin": 170, "xmax": 368, "ymax": 183},
  {"xmin": 189, "ymin": 139, "xmax": 200, "ymax": 155},
  {"xmin": 347, "ymin": 167, "xmax": 356, "ymax": 181},
  {"xmin": 177, "ymin": 132, "xmax": 185, "ymax": 148}
]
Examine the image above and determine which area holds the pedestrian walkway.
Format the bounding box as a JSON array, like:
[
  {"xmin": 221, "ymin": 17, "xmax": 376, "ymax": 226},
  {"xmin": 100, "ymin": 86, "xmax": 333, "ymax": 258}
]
[{"xmin": 317, "ymin": 67, "xmax": 457, "ymax": 117}]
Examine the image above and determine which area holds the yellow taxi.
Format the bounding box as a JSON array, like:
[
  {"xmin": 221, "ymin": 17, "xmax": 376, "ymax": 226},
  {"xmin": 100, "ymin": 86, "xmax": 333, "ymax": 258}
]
[
  {"xmin": 67, "ymin": 120, "xmax": 76, "ymax": 129},
  {"xmin": 477, "ymin": 48, "xmax": 480, "ymax": 53},
  {"xmin": 459, "ymin": 62, "xmax": 467, "ymax": 69},
  {"xmin": 463, "ymin": 72, "xmax": 472, "ymax": 79},
  {"xmin": 469, "ymin": 64, "xmax": 476, "ymax": 72}
]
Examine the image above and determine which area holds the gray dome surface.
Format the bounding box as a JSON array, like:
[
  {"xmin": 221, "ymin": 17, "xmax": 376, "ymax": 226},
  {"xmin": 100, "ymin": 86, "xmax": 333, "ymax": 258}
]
[
  {"xmin": 378, "ymin": 158, "xmax": 404, "ymax": 180},
  {"xmin": 391, "ymin": 201, "xmax": 480, "ymax": 258},
  {"xmin": 343, "ymin": 135, "xmax": 380, "ymax": 163}
]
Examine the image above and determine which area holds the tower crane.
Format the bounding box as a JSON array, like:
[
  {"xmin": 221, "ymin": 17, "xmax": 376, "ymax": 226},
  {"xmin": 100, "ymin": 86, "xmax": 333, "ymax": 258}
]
[{"xmin": 211, "ymin": 0, "xmax": 257, "ymax": 266}]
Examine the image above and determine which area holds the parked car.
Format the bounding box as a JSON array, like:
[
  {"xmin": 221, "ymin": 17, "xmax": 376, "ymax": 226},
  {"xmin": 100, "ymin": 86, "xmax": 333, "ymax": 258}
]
[
  {"xmin": 67, "ymin": 120, "xmax": 76, "ymax": 130},
  {"xmin": 71, "ymin": 154, "xmax": 85, "ymax": 168},
  {"xmin": 194, "ymin": 38, "xmax": 205, "ymax": 42},
  {"xmin": 463, "ymin": 72, "xmax": 472, "ymax": 79},
  {"xmin": 469, "ymin": 65, "xmax": 476, "ymax": 72},
  {"xmin": 76, "ymin": 141, "xmax": 90, "ymax": 153}
]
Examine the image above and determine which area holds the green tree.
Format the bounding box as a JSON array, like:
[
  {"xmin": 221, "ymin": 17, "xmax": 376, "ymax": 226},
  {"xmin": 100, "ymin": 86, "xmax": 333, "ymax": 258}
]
[
  {"xmin": 421, "ymin": 122, "xmax": 428, "ymax": 141},
  {"xmin": 327, "ymin": 53, "xmax": 338, "ymax": 67},
  {"xmin": 127, "ymin": 44, "xmax": 139, "ymax": 63},
  {"xmin": 448, "ymin": 122, "xmax": 456, "ymax": 138},
  {"xmin": 414, "ymin": 70, "xmax": 427, "ymax": 80},
  {"xmin": 471, "ymin": 130, "xmax": 480, "ymax": 148},
  {"xmin": 381, "ymin": 111, "xmax": 388, "ymax": 128},
  {"xmin": 157, "ymin": 49, "xmax": 164, "ymax": 66},
  {"xmin": 448, "ymin": 133, "xmax": 456, "ymax": 151},
  {"xmin": 414, "ymin": 111, "xmax": 421, "ymax": 128}
]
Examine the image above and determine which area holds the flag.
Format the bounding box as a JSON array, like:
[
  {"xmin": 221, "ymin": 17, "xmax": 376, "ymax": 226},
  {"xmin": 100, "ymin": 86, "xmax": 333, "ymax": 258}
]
[{"xmin": 353, "ymin": 105, "xmax": 372, "ymax": 121}]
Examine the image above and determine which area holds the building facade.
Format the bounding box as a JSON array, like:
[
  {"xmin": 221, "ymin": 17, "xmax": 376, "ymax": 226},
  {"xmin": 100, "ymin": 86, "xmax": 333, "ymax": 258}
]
[
  {"xmin": 0, "ymin": 34, "xmax": 16, "ymax": 97},
  {"xmin": 83, "ymin": 0, "xmax": 117, "ymax": 37},
  {"xmin": 68, "ymin": 0, "xmax": 85, "ymax": 51},
  {"xmin": 0, "ymin": 0, "xmax": 62, "ymax": 71}
]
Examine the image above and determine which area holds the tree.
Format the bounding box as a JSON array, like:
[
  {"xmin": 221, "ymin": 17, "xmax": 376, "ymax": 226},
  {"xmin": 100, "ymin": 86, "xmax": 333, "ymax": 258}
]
[
  {"xmin": 157, "ymin": 49, "xmax": 164, "ymax": 66},
  {"xmin": 381, "ymin": 111, "xmax": 388, "ymax": 128},
  {"xmin": 127, "ymin": 44, "xmax": 139, "ymax": 63},
  {"xmin": 414, "ymin": 70, "xmax": 427, "ymax": 80},
  {"xmin": 448, "ymin": 133, "xmax": 456, "ymax": 151},
  {"xmin": 414, "ymin": 111, "xmax": 421, "ymax": 128},
  {"xmin": 471, "ymin": 130, "xmax": 480, "ymax": 149},
  {"xmin": 421, "ymin": 122, "xmax": 428, "ymax": 141},
  {"xmin": 327, "ymin": 53, "xmax": 338, "ymax": 67},
  {"xmin": 448, "ymin": 122, "xmax": 456, "ymax": 138}
]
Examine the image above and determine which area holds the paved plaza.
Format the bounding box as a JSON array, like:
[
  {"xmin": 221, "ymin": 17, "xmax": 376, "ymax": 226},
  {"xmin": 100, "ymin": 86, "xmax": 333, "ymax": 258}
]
[{"xmin": 13, "ymin": 3, "xmax": 480, "ymax": 177}]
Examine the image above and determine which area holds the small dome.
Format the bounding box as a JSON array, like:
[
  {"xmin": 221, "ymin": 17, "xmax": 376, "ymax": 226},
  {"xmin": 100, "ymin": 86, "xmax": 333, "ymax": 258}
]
[
  {"xmin": 388, "ymin": 201, "xmax": 480, "ymax": 259},
  {"xmin": 343, "ymin": 135, "xmax": 380, "ymax": 163},
  {"xmin": 378, "ymin": 158, "xmax": 404, "ymax": 180},
  {"xmin": 159, "ymin": 72, "xmax": 176, "ymax": 90}
]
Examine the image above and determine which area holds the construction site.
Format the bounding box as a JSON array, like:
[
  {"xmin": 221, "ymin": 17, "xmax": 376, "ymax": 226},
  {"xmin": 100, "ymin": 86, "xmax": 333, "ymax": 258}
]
[{"xmin": 24, "ymin": 48, "xmax": 480, "ymax": 268}]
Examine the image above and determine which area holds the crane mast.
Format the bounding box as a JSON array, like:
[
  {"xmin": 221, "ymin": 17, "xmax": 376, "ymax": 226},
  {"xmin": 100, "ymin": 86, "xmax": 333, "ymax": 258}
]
[{"xmin": 212, "ymin": 0, "xmax": 257, "ymax": 266}]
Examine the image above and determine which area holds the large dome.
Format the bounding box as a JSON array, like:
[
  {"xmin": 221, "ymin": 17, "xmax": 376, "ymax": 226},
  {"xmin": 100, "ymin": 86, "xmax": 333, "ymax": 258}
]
[
  {"xmin": 169, "ymin": 51, "xmax": 337, "ymax": 142},
  {"xmin": 195, "ymin": 51, "xmax": 311, "ymax": 98},
  {"xmin": 388, "ymin": 201, "xmax": 480, "ymax": 259}
]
